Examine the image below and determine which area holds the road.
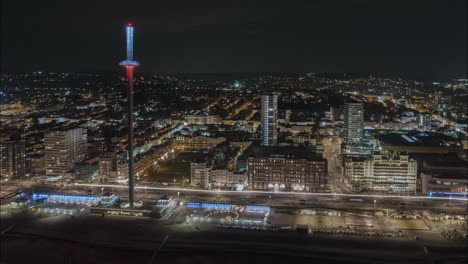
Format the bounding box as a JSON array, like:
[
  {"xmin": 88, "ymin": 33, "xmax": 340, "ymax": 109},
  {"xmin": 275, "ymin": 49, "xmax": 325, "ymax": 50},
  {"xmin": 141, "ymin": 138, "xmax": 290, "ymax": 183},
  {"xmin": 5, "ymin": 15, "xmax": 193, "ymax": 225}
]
[
  {"xmin": 2, "ymin": 179, "xmax": 467, "ymax": 214},
  {"xmin": 70, "ymin": 183, "xmax": 468, "ymax": 214},
  {"xmin": 322, "ymin": 136, "xmax": 348, "ymax": 193}
]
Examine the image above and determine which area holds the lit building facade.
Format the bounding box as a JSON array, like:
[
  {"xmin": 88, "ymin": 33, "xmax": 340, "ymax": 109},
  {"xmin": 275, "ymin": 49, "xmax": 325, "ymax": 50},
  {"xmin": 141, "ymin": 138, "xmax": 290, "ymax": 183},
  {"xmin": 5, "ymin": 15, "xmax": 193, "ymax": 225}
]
[
  {"xmin": 345, "ymin": 154, "xmax": 417, "ymax": 192},
  {"xmin": 174, "ymin": 136, "xmax": 225, "ymax": 151},
  {"xmin": 344, "ymin": 101, "xmax": 364, "ymax": 144},
  {"xmin": 210, "ymin": 169, "xmax": 245, "ymax": 188},
  {"xmin": 99, "ymin": 151, "xmax": 117, "ymax": 181},
  {"xmin": 0, "ymin": 139, "xmax": 26, "ymax": 179},
  {"xmin": 191, "ymin": 162, "xmax": 211, "ymax": 187},
  {"xmin": 247, "ymin": 155, "xmax": 328, "ymax": 192},
  {"xmin": 44, "ymin": 128, "xmax": 87, "ymax": 176},
  {"xmin": 261, "ymin": 93, "xmax": 278, "ymax": 146},
  {"xmin": 190, "ymin": 162, "xmax": 248, "ymax": 189},
  {"xmin": 185, "ymin": 115, "xmax": 221, "ymax": 125}
]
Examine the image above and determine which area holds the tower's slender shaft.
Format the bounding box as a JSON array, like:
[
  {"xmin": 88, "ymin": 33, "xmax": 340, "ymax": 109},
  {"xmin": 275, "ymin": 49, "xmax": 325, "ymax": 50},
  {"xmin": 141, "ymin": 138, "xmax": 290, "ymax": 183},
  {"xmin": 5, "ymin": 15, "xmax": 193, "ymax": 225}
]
[{"xmin": 126, "ymin": 66, "xmax": 135, "ymax": 208}]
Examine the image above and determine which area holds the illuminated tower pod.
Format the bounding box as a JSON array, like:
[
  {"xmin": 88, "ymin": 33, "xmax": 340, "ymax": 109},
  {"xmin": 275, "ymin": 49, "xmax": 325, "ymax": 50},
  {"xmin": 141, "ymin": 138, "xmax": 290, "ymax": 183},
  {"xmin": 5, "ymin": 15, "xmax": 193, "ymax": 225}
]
[
  {"xmin": 119, "ymin": 22, "xmax": 139, "ymax": 208},
  {"xmin": 261, "ymin": 92, "xmax": 278, "ymax": 146}
]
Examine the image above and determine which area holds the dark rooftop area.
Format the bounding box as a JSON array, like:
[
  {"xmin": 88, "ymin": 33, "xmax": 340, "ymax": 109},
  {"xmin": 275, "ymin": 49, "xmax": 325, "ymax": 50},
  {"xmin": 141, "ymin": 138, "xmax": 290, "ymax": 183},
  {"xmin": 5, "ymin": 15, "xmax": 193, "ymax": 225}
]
[{"xmin": 376, "ymin": 132, "xmax": 461, "ymax": 147}]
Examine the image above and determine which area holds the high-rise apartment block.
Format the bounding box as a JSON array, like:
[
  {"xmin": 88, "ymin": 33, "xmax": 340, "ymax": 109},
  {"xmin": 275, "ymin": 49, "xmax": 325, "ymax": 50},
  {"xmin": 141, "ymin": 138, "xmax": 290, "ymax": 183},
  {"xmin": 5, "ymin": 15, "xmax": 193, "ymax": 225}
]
[
  {"xmin": 261, "ymin": 92, "xmax": 278, "ymax": 146},
  {"xmin": 344, "ymin": 101, "xmax": 364, "ymax": 144}
]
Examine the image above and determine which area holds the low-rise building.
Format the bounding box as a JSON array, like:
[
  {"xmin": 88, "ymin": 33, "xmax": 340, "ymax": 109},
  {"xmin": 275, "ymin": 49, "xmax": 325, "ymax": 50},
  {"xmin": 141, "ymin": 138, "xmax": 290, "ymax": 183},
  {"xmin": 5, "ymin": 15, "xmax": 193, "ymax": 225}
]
[
  {"xmin": 190, "ymin": 162, "xmax": 246, "ymax": 189},
  {"xmin": 419, "ymin": 154, "xmax": 468, "ymax": 195},
  {"xmin": 174, "ymin": 136, "xmax": 225, "ymax": 151},
  {"xmin": 184, "ymin": 115, "xmax": 221, "ymax": 125},
  {"xmin": 375, "ymin": 132, "xmax": 461, "ymax": 154},
  {"xmin": 210, "ymin": 169, "xmax": 246, "ymax": 188}
]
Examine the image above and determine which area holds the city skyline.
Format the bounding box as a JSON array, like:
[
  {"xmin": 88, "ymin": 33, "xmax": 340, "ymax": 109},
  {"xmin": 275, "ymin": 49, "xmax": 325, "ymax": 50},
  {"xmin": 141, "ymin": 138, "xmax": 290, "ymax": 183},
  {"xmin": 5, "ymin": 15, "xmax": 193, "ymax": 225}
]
[{"xmin": 1, "ymin": 1, "xmax": 467, "ymax": 263}]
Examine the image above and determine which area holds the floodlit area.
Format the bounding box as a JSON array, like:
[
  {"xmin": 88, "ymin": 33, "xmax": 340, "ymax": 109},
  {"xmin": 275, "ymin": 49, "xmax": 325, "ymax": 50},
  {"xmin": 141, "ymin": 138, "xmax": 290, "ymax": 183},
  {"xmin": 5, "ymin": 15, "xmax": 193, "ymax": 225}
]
[
  {"xmin": 31, "ymin": 193, "xmax": 101, "ymax": 205},
  {"xmin": 35, "ymin": 203, "xmax": 90, "ymax": 216},
  {"xmin": 269, "ymin": 209, "xmax": 378, "ymax": 230},
  {"xmin": 173, "ymin": 204, "xmax": 468, "ymax": 245},
  {"xmin": 185, "ymin": 203, "xmax": 270, "ymax": 226},
  {"xmin": 388, "ymin": 219, "xmax": 430, "ymax": 230}
]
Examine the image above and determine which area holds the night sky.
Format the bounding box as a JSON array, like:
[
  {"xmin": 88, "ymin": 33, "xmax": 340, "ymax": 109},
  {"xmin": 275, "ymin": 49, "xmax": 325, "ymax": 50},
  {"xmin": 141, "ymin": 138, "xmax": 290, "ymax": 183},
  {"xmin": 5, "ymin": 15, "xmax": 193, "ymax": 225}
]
[{"xmin": 1, "ymin": 0, "xmax": 466, "ymax": 80}]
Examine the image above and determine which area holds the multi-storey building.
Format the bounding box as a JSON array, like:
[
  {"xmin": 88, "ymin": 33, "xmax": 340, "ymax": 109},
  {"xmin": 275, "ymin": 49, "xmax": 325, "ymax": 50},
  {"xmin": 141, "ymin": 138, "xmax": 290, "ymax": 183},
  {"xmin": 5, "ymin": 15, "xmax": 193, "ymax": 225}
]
[
  {"xmin": 174, "ymin": 136, "xmax": 225, "ymax": 151},
  {"xmin": 261, "ymin": 92, "xmax": 278, "ymax": 146},
  {"xmin": 74, "ymin": 160, "xmax": 99, "ymax": 182},
  {"xmin": 418, "ymin": 154, "xmax": 468, "ymax": 195},
  {"xmin": 98, "ymin": 150, "xmax": 117, "ymax": 183},
  {"xmin": 190, "ymin": 162, "xmax": 211, "ymax": 187},
  {"xmin": 44, "ymin": 127, "xmax": 87, "ymax": 176},
  {"xmin": 344, "ymin": 101, "xmax": 364, "ymax": 144},
  {"xmin": 247, "ymin": 155, "xmax": 328, "ymax": 192},
  {"xmin": 190, "ymin": 162, "xmax": 246, "ymax": 189},
  {"xmin": 345, "ymin": 154, "xmax": 417, "ymax": 193},
  {"xmin": 184, "ymin": 115, "xmax": 221, "ymax": 125},
  {"xmin": 209, "ymin": 169, "xmax": 245, "ymax": 188},
  {"xmin": 0, "ymin": 139, "xmax": 26, "ymax": 178}
]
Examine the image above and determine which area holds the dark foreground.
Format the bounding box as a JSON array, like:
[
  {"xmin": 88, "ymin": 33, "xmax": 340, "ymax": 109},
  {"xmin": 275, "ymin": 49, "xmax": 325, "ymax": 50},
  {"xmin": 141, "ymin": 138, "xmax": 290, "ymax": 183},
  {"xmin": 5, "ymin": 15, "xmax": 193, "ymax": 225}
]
[{"xmin": 1, "ymin": 214, "xmax": 467, "ymax": 264}]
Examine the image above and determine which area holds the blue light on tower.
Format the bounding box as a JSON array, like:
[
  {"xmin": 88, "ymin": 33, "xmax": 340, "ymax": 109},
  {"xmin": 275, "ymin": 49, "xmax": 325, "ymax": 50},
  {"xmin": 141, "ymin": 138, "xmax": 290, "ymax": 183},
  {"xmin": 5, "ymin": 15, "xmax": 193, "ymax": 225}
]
[{"xmin": 119, "ymin": 22, "xmax": 140, "ymax": 67}]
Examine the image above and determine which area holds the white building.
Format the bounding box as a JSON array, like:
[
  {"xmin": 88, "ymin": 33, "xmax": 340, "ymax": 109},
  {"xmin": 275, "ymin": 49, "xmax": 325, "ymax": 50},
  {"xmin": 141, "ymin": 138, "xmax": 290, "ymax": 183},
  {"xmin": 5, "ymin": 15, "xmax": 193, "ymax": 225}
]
[
  {"xmin": 210, "ymin": 169, "xmax": 246, "ymax": 188},
  {"xmin": 190, "ymin": 162, "xmax": 211, "ymax": 188},
  {"xmin": 261, "ymin": 92, "xmax": 278, "ymax": 146},
  {"xmin": 44, "ymin": 128, "xmax": 87, "ymax": 176},
  {"xmin": 345, "ymin": 154, "xmax": 417, "ymax": 193},
  {"xmin": 191, "ymin": 162, "xmax": 245, "ymax": 188}
]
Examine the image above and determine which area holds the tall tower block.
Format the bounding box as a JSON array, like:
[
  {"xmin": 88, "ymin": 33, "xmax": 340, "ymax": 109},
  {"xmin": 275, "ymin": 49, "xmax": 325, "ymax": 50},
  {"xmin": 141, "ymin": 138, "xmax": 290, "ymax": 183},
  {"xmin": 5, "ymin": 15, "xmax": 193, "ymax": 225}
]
[
  {"xmin": 261, "ymin": 92, "xmax": 278, "ymax": 146},
  {"xmin": 120, "ymin": 22, "xmax": 139, "ymax": 208},
  {"xmin": 344, "ymin": 101, "xmax": 364, "ymax": 144}
]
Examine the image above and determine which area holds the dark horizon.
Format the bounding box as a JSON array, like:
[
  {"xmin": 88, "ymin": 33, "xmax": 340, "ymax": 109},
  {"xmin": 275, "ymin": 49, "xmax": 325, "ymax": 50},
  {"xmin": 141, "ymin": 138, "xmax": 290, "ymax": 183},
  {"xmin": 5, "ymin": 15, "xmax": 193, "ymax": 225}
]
[
  {"xmin": 1, "ymin": 0, "xmax": 467, "ymax": 81},
  {"xmin": 3, "ymin": 70, "xmax": 456, "ymax": 83}
]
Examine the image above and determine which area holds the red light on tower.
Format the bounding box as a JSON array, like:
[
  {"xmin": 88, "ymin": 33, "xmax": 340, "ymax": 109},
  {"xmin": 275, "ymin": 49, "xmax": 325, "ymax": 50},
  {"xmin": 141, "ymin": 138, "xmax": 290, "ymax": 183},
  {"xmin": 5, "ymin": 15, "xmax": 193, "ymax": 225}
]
[{"xmin": 127, "ymin": 22, "xmax": 133, "ymax": 27}]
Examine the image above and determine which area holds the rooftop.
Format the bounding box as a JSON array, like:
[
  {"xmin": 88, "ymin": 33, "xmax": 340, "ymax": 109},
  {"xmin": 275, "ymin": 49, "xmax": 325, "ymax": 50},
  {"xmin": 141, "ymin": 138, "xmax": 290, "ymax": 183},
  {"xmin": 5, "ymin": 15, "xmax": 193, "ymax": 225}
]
[
  {"xmin": 246, "ymin": 146, "xmax": 324, "ymax": 161},
  {"xmin": 376, "ymin": 132, "xmax": 460, "ymax": 148}
]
